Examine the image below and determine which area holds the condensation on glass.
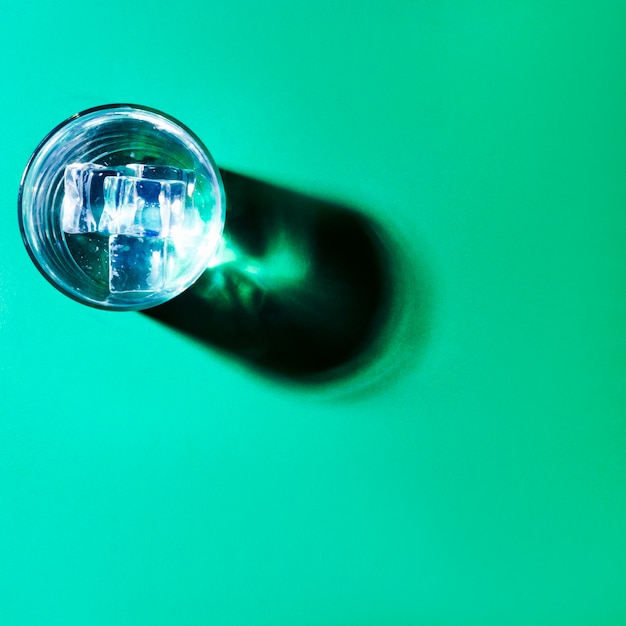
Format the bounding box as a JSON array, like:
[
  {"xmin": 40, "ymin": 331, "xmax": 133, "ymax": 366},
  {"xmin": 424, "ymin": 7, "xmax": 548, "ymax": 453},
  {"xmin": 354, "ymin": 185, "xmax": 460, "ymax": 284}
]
[{"xmin": 19, "ymin": 104, "xmax": 225, "ymax": 310}]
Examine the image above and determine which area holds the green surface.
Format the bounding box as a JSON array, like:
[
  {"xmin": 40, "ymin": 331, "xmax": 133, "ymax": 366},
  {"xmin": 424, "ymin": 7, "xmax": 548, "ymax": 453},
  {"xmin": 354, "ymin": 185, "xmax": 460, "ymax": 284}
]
[{"xmin": 1, "ymin": 2, "xmax": 626, "ymax": 624}]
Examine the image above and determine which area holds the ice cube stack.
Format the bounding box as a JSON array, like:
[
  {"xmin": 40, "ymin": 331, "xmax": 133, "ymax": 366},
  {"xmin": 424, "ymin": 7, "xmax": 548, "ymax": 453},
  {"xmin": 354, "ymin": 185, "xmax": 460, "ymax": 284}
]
[{"xmin": 62, "ymin": 162, "xmax": 198, "ymax": 293}]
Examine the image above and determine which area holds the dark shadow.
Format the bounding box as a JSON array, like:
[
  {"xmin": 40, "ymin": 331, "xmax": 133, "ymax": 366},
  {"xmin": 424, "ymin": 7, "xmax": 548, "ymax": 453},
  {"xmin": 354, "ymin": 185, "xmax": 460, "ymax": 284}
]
[{"xmin": 143, "ymin": 169, "xmax": 431, "ymax": 384}]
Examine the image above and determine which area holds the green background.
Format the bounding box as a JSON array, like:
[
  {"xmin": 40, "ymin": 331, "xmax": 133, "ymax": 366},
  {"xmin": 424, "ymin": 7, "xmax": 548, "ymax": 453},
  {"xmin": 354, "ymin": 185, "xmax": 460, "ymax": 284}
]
[{"xmin": 1, "ymin": 2, "xmax": 626, "ymax": 624}]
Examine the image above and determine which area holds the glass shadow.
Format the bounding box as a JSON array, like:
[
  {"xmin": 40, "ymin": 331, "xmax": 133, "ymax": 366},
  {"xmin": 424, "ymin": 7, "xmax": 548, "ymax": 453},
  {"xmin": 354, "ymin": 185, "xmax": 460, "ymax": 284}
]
[{"xmin": 143, "ymin": 169, "xmax": 427, "ymax": 383}]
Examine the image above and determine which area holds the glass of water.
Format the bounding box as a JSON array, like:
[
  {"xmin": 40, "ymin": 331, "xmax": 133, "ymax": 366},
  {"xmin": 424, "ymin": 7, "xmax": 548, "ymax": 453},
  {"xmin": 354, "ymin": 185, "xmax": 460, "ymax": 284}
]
[{"xmin": 18, "ymin": 104, "xmax": 226, "ymax": 310}]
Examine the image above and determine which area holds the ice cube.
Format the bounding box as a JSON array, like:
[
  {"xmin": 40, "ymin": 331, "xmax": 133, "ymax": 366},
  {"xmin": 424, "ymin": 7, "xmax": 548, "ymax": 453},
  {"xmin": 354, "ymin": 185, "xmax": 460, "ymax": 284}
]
[
  {"xmin": 99, "ymin": 176, "xmax": 187, "ymax": 237},
  {"xmin": 62, "ymin": 163, "xmax": 124, "ymax": 233},
  {"xmin": 62, "ymin": 164, "xmax": 95, "ymax": 233},
  {"xmin": 108, "ymin": 234, "xmax": 166, "ymax": 293},
  {"xmin": 126, "ymin": 164, "xmax": 194, "ymax": 229}
]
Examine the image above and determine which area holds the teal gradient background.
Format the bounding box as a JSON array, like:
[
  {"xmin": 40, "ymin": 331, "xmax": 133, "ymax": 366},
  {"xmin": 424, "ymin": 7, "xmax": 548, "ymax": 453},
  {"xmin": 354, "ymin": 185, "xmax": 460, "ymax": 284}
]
[{"xmin": 1, "ymin": 2, "xmax": 626, "ymax": 624}]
